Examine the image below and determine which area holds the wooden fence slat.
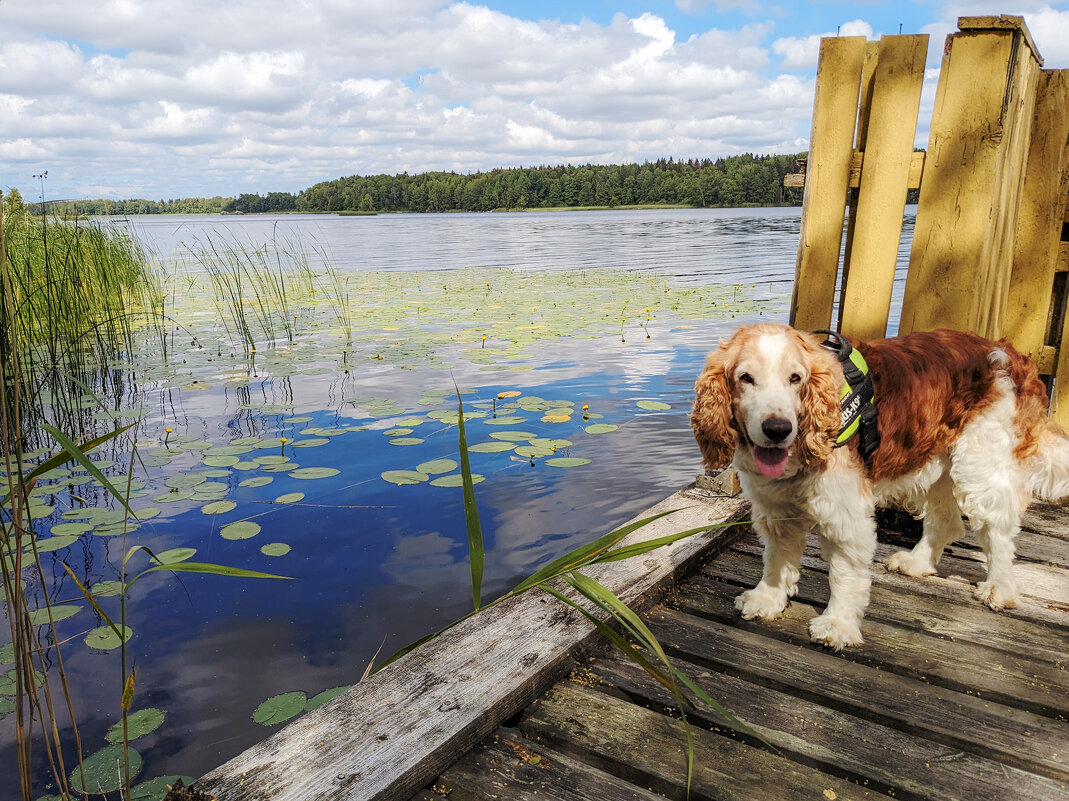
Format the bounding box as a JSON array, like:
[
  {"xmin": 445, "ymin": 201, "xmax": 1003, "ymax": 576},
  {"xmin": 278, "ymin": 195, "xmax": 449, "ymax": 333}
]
[
  {"xmin": 899, "ymin": 23, "xmax": 1041, "ymax": 337},
  {"xmin": 789, "ymin": 36, "xmax": 867, "ymax": 331},
  {"xmin": 1003, "ymin": 71, "xmax": 1069, "ymax": 362},
  {"xmin": 839, "ymin": 34, "xmax": 928, "ymax": 341}
]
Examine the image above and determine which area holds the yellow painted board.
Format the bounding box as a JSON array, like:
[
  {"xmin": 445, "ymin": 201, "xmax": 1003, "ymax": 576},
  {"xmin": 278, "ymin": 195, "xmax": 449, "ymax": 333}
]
[
  {"xmin": 789, "ymin": 36, "xmax": 867, "ymax": 331},
  {"xmin": 839, "ymin": 35, "xmax": 928, "ymax": 341},
  {"xmin": 1052, "ymin": 295, "xmax": 1069, "ymax": 427},
  {"xmin": 848, "ymin": 151, "xmax": 926, "ymax": 189},
  {"xmin": 1003, "ymin": 70, "xmax": 1069, "ymax": 361},
  {"xmin": 899, "ymin": 28, "xmax": 1024, "ymax": 335}
]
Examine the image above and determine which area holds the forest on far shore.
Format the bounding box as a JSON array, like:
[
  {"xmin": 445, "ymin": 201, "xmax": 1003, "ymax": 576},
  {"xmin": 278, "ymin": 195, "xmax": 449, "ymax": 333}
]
[{"xmin": 48, "ymin": 153, "xmax": 807, "ymax": 217}]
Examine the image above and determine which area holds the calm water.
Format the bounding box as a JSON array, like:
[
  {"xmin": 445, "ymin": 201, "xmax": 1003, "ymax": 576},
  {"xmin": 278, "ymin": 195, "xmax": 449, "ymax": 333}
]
[{"xmin": 3, "ymin": 207, "xmax": 915, "ymax": 795}]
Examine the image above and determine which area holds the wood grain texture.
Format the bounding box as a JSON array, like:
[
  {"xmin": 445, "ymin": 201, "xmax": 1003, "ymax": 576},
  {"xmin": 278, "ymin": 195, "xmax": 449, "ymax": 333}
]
[
  {"xmin": 193, "ymin": 489, "xmax": 747, "ymax": 801},
  {"xmin": 789, "ymin": 36, "xmax": 867, "ymax": 331},
  {"xmin": 839, "ymin": 34, "xmax": 928, "ymax": 341}
]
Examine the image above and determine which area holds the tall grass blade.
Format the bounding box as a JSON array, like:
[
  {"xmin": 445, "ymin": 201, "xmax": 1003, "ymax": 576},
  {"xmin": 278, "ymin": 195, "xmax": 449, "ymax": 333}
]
[
  {"xmin": 39, "ymin": 422, "xmax": 136, "ymax": 517},
  {"xmin": 456, "ymin": 389, "xmax": 483, "ymax": 611}
]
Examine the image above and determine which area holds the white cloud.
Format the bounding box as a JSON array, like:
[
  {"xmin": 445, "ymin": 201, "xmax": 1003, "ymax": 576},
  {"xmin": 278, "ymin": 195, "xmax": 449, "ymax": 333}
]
[{"xmin": 772, "ymin": 19, "xmax": 874, "ymax": 71}]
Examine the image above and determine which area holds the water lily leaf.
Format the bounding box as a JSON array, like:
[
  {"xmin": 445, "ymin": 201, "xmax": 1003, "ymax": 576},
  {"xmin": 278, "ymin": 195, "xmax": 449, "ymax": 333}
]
[
  {"xmin": 130, "ymin": 775, "xmax": 196, "ymax": 801},
  {"xmin": 293, "ymin": 438, "xmax": 329, "ymax": 447},
  {"xmin": 488, "ymin": 431, "xmax": 536, "ymax": 441},
  {"xmin": 482, "ymin": 416, "xmax": 528, "ymax": 426},
  {"xmin": 239, "ymin": 476, "xmax": 274, "ymax": 488},
  {"xmin": 0, "ymin": 644, "xmax": 12, "ymax": 664},
  {"xmin": 290, "ymin": 467, "xmax": 340, "ymax": 479},
  {"xmin": 283, "ymin": 416, "xmax": 313, "ymax": 423},
  {"xmin": 70, "ymin": 744, "xmax": 141, "ymax": 794},
  {"xmin": 153, "ymin": 489, "xmax": 196, "ymax": 503},
  {"xmin": 89, "ymin": 579, "xmax": 124, "ymax": 597},
  {"xmin": 262, "ymin": 463, "xmax": 298, "ymax": 473},
  {"xmin": 50, "ymin": 522, "xmax": 92, "ymax": 537},
  {"xmin": 381, "ymin": 470, "xmax": 429, "ymax": 485},
  {"xmin": 221, "ymin": 521, "xmax": 261, "ymax": 540},
  {"xmin": 232, "ymin": 460, "xmax": 261, "ymax": 471},
  {"xmin": 395, "ymin": 418, "xmax": 424, "ymax": 426},
  {"xmin": 585, "ymin": 423, "xmax": 618, "ymax": 434},
  {"xmin": 229, "ymin": 437, "xmax": 263, "ymax": 446},
  {"xmin": 514, "ymin": 445, "xmax": 554, "ymax": 458},
  {"xmin": 274, "ymin": 492, "xmax": 304, "ymax": 504},
  {"xmin": 33, "ymin": 535, "xmax": 80, "ymax": 552},
  {"xmin": 93, "ymin": 522, "xmax": 141, "ymax": 537},
  {"xmin": 430, "ymin": 473, "xmax": 485, "ymax": 487},
  {"xmin": 254, "ymin": 455, "xmax": 291, "ymax": 465},
  {"xmin": 85, "ymin": 625, "xmax": 133, "ymax": 650},
  {"xmin": 546, "ymin": 457, "xmax": 592, "ymax": 468},
  {"xmin": 260, "ymin": 542, "xmax": 291, "ymax": 557},
  {"xmin": 383, "ymin": 428, "xmax": 414, "ymax": 437},
  {"xmin": 467, "ymin": 441, "xmax": 515, "ymax": 453},
  {"xmin": 203, "ymin": 445, "xmax": 253, "ymax": 457},
  {"xmin": 28, "ymin": 604, "xmax": 81, "ymax": 626},
  {"xmin": 305, "ymin": 685, "xmax": 350, "ymax": 710},
  {"xmin": 201, "ymin": 500, "xmax": 237, "ymax": 515},
  {"xmin": 203, "ymin": 455, "xmax": 240, "ymax": 467},
  {"xmin": 164, "ymin": 473, "xmax": 207, "ymax": 489},
  {"xmin": 253, "ymin": 691, "xmax": 307, "ymax": 725},
  {"xmin": 416, "ymin": 459, "xmax": 458, "ymax": 475},
  {"xmin": 106, "ymin": 707, "xmax": 166, "ymax": 743},
  {"xmin": 529, "ymin": 438, "xmax": 572, "ymax": 450},
  {"xmin": 497, "ymin": 390, "xmax": 521, "ymax": 398},
  {"xmin": 387, "ymin": 438, "xmax": 424, "ymax": 446},
  {"xmin": 133, "ymin": 507, "xmax": 161, "ymax": 520},
  {"xmin": 636, "ymin": 400, "xmax": 671, "ymax": 411},
  {"xmin": 153, "ymin": 548, "xmax": 197, "ymax": 564}
]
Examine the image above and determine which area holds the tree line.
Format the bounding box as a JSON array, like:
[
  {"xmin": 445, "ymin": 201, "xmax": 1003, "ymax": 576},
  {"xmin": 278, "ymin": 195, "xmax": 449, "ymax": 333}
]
[{"xmin": 42, "ymin": 153, "xmax": 807, "ymax": 217}]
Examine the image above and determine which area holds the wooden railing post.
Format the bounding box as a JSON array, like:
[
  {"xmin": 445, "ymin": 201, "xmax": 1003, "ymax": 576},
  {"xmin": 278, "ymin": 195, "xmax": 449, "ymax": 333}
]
[
  {"xmin": 899, "ymin": 15, "xmax": 1043, "ymax": 338},
  {"xmin": 789, "ymin": 37, "xmax": 867, "ymax": 331}
]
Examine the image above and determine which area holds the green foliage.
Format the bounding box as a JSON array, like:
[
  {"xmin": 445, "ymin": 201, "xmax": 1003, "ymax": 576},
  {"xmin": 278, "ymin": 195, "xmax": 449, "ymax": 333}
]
[{"xmin": 295, "ymin": 154, "xmax": 806, "ymax": 213}]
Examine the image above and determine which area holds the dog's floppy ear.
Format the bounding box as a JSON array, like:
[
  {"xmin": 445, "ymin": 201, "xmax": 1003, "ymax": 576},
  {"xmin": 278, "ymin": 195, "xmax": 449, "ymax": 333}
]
[
  {"xmin": 692, "ymin": 341, "xmax": 739, "ymax": 469},
  {"xmin": 795, "ymin": 332, "xmax": 842, "ymax": 469}
]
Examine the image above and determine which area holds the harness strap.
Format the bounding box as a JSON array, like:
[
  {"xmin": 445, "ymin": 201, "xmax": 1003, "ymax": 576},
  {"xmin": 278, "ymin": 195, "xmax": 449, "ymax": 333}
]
[{"xmin": 813, "ymin": 330, "xmax": 880, "ymax": 459}]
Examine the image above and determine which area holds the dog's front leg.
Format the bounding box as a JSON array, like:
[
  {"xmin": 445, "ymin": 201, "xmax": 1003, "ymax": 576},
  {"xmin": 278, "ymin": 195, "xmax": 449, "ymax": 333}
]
[
  {"xmin": 810, "ymin": 517, "xmax": 876, "ymax": 650},
  {"xmin": 735, "ymin": 516, "xmax": 807, "ymax": 621}
]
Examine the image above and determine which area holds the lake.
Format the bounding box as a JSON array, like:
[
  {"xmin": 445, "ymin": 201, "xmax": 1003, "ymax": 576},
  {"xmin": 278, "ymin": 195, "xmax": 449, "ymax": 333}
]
[{"xmin": 2, "ymin": 206, "xmax": 915, "ymax": 797}]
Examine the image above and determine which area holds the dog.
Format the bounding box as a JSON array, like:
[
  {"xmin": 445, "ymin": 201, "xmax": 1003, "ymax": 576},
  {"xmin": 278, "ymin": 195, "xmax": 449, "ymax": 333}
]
[{"xmin": 691, "ymin": 322, "xmax": 1069, "ymax": 649}]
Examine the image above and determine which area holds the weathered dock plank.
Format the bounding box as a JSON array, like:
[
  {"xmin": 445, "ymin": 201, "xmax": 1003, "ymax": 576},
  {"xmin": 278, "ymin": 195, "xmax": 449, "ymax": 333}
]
[
  {"xmin": 519, "ymin": 682, "xmax": 882, "ymax": 801},
  {"xmin": 193, "ymin": 488, "xmax": 746, "ymax": 801}
]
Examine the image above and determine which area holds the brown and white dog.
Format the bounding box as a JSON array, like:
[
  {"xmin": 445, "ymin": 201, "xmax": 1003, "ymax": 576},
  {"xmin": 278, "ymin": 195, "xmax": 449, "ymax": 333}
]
[{"xmin": 691, "ymin": 322, "xmax": 1069, "ymax": 649}]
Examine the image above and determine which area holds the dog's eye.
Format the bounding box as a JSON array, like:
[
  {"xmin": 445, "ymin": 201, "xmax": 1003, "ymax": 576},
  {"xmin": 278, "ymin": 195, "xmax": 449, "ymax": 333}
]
[
  {"xmin": 738, "ymin": 373, "xmax": 755, "ymax": 385},
  {"xmin": 789, "ymin": 373, "xmax": 802, "ymax": 384}
]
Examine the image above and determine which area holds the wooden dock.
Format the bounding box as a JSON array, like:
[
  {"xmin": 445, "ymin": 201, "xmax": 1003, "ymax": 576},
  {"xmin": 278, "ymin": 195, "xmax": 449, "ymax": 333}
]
[{"xmin": 409, "ymin": 495, "xmax": 1069, "ymax": 801}]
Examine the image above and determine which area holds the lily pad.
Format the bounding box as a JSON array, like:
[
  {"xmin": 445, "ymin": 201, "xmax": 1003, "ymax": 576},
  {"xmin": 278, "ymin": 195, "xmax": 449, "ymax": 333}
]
[
  {"xmin": 90, "ymin": 580, "xmax": 125, "ymax": 597},
  {"xmin": 221, "ymin": 521, "xmax": 261, "ymax": 540},
  {"xmin": 305, "ymin": 685, "xmax": 351, "ymax": 710},
  {"xmin": 164, "ymin": 473, "xmax": 207, "ymax": 489},
  {"xmin": 467, "ymin": 441, "xmax": 516, "ymax": 453},
  {"xmin": 253, "ymin": 691, "xmax": 307, "ymax": 725},
  {"xmin": 28, "ymin": 604, "xmax": 81, "ymax": 626},
  {"xmin": 416, "ymin": 459, "xmax": 458, "ymax": 475},
  {"xmin": 546, "ymin": 457, "xmax": 592, "ymax": 468},
  {"xmin": 387, "ymin": 437, "xmax": 424, "ymax": 446},
  {"xmin": 33, "ymin": 535, "xmax": 80, "ymax": 552},
  {"xmin": 239, "ymin": 476, "xmax": 274, "ymax": 488},
  {"xmin": 290, "ymin": 467, "xmax": 340, "ymax": 480},
  {"xmin": 383, "ymin": 428, "xmax": 414, "ymax": 437},
  {"xmin": 488, "ymin": 431, "xmax": 536, "ymax": 441},
  {"xmin": 201, "ymin": 500, "xmax": 237, "ymax": 515},
  {"xmin": 430, "ymin": 474, "xmax": 485, "ymax": 487},
  {"xmin": 514, "ymin": 445, "xmax": 555, "ymax": 458},
  {"xmin": 274, "ymin": 492, "xmax": 304, "ymax": 504},
  {"xmin": 585, "ymin": 423, "xmax": 619, "ymax": 434},
  {"xmin": 203, "ymin": 455, "xmax": 241, "ymax": 468},
  {"xmin": 70, "ymin": 744, "xmax": 142, "ymax": 794},
  {"xmin": 261, "ymin": 542, "xmax": 291, "ymax": 557},
  {"xmin": 381, "ymin": 470, "xmax": 429, "ymax": 485},
  {"xmin": 130, "ymin": 775, "xmax": 196, "ymax": 801},
  {"xmin": 154, "ymin": 489, "xmax": 196, "ymax": 503},
  {"xmin": 153, "ymin": 548, "xmax": 197, "ymax": 564},
  {"xmin": 482, "ymin": 416, "xmax": 528, "ymax": 426},
  {"xmin": 106, "ymin": 707, "xmax": 166, "ymax": 743},
  {"xmin": 85, "ymin": 625, "xmax": 133, "ymax": 650},
  {"xmin": 637, "ymin": 400, "xmax": 671, "ymax": 411},
  {"xmin": 293, "ymin": 438, "xmax": 329, "ymax": 448}
]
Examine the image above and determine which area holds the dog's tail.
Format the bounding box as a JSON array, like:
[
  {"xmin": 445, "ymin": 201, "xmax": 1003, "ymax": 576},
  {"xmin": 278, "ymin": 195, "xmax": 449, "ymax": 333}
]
[{"xmin": 1026, "ymin": 420, "xmax": 1069, "ymax": 502}]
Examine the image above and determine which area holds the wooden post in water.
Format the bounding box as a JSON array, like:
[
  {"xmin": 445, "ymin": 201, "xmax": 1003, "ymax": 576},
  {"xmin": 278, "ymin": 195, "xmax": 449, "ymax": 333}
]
[{"xmin": 899, "ymin": 16, "xmax": 1043, "ymax": 338}]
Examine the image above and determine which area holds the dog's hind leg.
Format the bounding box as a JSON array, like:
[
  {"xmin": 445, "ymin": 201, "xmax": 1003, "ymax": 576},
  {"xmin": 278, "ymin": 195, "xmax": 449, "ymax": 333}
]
[
  {"xmin": 735, "ymin": 518, "xmax": 806, "ymax": 622},
  {"xmin": 887, "ymin": 470, "xmax": 966, "ymax": 577}
]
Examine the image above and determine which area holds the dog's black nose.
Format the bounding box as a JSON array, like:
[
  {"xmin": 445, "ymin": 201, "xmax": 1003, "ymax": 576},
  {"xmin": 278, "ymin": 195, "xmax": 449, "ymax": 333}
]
[{"xmin": 761, "ymin": 417, "xmax": 793, "ymax": 443}]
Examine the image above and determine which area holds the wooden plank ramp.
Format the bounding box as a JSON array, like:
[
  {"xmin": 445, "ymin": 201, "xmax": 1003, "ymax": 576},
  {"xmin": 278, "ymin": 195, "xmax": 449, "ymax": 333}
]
[{"xmin": 414, "ymin": 501, "xmax": 1069, "ymax": 801}]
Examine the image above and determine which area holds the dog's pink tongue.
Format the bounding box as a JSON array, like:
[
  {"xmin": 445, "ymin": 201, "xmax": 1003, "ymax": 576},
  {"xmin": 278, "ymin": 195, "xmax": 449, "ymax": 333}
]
[{"xmin": 753, "ymin": 445, "xmax": 789, "ymax": 478}]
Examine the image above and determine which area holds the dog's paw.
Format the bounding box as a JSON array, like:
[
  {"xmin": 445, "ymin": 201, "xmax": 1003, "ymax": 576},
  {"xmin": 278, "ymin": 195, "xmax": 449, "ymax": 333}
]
[
  {"xmin": 974, "ymin": 581, "xmax": 1019, "ymax": 611},
  {"xmin": 734, "ymin": 588, "xmax": 787, "ymax": 621},
  {"xmin": 886, "ymin": 549, "xmax": 937, "ymax": 578},
  {"xmin": 808, "ymin": 613, "xmax": 863, "ymax": 650}
]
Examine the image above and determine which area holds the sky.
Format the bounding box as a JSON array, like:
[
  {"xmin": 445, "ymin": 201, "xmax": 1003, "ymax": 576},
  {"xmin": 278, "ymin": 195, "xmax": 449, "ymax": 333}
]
[{"xmin": 4, "ymin": 1, "xmax": 1069, "ymax": 202}]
